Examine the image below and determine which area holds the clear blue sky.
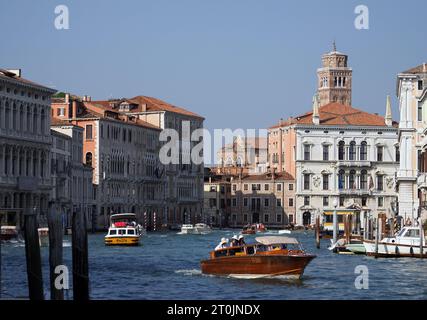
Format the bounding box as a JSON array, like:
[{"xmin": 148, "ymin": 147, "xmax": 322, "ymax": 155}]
[{"xmin": 1, "ymin": 0, "xmax": 426, "ymax": 139}]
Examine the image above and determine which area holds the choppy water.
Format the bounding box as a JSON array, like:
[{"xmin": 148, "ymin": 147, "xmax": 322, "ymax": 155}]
[{"xmin": 1, "ymin": 230, "xmax": 427, "ymax": 300}]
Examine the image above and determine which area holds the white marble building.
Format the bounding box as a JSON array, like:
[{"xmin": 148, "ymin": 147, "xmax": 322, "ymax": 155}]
[{"xmin": 0, "ymin": 69, "xmax": 56, "ymax": 228}]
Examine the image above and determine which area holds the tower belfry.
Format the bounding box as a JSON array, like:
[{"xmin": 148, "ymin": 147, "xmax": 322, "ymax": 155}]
[{"xmin": 317, "ymin": 43, "xmax": 352, "ymax": 106}]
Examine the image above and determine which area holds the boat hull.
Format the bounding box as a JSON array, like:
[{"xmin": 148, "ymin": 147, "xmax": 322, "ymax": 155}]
[
  {"xmin": 105, "ymin": 236, "xmax": 140, "ymax": 246},
  {"xmin": 345, "ymin": 243, "xmax": 366, "ymax": 254},
  {"xmin": 364, "ymin": 240, "xmax": 427, "ymax": 258},
  {"xmin": 201, "ymin": 254, "xmax": 315, "ymax": 279}
]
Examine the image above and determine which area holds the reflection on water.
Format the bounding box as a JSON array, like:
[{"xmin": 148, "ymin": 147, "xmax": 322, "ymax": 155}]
[{"xmin": 1, "ymin": 230, "xmax": 427, "ymax": 300}]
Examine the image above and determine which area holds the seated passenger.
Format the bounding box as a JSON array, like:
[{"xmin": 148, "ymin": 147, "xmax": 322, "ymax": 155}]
[
  {"xmin": 215, "ymin": 238, "xmax": 228, "ymax": 251},
  {"xmin": 230, "ymin": 235, "xmax": 239, "ymax": 247},
  {"xmin": 238, "ymin": 234, "xmax": 246, "ymax": 246}
]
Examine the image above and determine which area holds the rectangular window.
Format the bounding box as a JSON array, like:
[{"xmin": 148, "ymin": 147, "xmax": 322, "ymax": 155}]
[
  {"xmin": 232, "ymin": 184, "xmax": 236, "ymax": 192},
  {"xmin": 362, "ymin": 197, "xmax": 367, "ymax": 206},
  {"xmin": 289, "ymin": 198, "xmax": 294, "ymax": 207},
  {"xmin": 232, "ymin": 198, "xmax": 237, "ymax": 207},
  {"xmin": 323, "ymin": 196, "xmax": 329, "ymax": 206},
  {"xmin": 304, "ymin": 196, "xmax": 310, "ymax": 206},
  {"xmin": 276, "ymin": 214, "xmax": 282, "ymax": 223},
  {"xmin": 303, "ymin": 174, "xmax": 310, "ymax": 190},
  {"xmin": 323, "ymin": 174, "xmax": 329, "ymax": 190},
  {"xmin": 264, "ymin": 214, "xmax": 269, "ymax": 223},
  {"xmin": 289, "ymin": 184, "xmax": 294, "ymax": 191},
  {"xmin": 264, "ymin": 198, "xmax": 270, "ymax": 207},
  {"xmin": 418, "ymin": 80, "xmax": 423, "ymax": 91},
  {"xmin": 339, "ymin": 196, "xmax": 345, "ymax": 207},
  {"xmin": 418, "ymin": 104, "xmax": 423, "ymax": 122},
  {"xmin": 244, "ymin": 184, "xmax": 248, "ymax": 191},
  {"xmin": 378, "ymin": 197, "xmax": 384, "ymax": 207},
  {"xmin": 323, "ymin": 145, "xmax": 329, "ymax": 161},
  {"xmin": 304, "ymin": 145, "xmax": 311, "ymax": 161},
  {"xmin": 264, "ymin": 184, "xmax": 269, "ymax": 191},
  {"xmin": 377, "ymin": 175, "xmax": 384, "ymax": 191},
  {"xmin": 276, "ymin": 199, "xmax": 282, "ymax": 207},
  {"xmin": 289, "ymin": 214, "xmax": 294, "ymax": 223},
  {"xmin": 85, "ymin": 125, "xmax": 93, "ymax": 140},
  {"xmin": 243, "ymin": 214, "xmax": 248, "ymax": 223},
  {"xmin": 242, "ymin": 198, "xmax": 248, "ymax": 207},
  {"xmin": 377, "ymin": 146, "xmax": 383, "ymax": 162},
  {"xmin": 277, "ymin": 183, "xmax": 282, "ymax": 191}
]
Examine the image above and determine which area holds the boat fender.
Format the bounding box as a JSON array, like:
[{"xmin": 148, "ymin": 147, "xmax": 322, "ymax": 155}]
[
  {"xmin": 395, "ymin": 246, "xmax": 399, "ymax": 255},
  {"xmin": 410, "ymin": 246, "xmax": 414, "ymax": 255}
]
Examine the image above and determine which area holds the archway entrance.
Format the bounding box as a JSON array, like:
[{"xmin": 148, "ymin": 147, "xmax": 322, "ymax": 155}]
[
  {"xmin": 303, "ymin": 211, "xmax": 311, "ymax": 226},
  {"xmin": 252, "ymin": 212, "xmax": 259, "ymax": 223}
]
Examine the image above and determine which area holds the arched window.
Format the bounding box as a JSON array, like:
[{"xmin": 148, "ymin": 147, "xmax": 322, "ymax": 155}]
[
  {"xmin": 360, "ymin": 141, "xmax": 367, "ymax": 161},
  {"xmin": 349, "ymin": 141, "xmax": 356, "ymax": 161},
  {"xmin": 360, "ymin": 170, "xmax": 368, "ymax": 190},
  {"xmin": 85, "ymin": 152, "xmax": 93, "ymax": 167},
  {"xmin": 338, "ymin": 141, "xmax": 345, "ymax": 160},
  {"xmin": 349, "ymin": 170, "xmax": 356, "ymax": 189},
  {"xmin": 338, "ymin": 169, "xmax": 345, "ymax": 190}
]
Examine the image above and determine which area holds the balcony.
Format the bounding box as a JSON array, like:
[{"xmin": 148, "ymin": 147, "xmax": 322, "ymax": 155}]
[
  {"xmin": 417, "ymin": 173, "xmax": 427, "ymax": 190},
  {"xmin": 337, "ymin": 160, "xmax": 371, "ymax": 168},
  {"xmin": 338, "ymin": 188, "xmax": 370, "ymax": 196}
]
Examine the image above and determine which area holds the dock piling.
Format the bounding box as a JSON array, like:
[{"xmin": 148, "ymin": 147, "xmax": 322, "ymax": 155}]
[
  {"xmin": 315, "ymin": 216, "xmax": 320, "ymax": 249},
  {"xmin": 23, "ymin": 208, "xmax": 44, "ymax": 300},
  {"xmin": 374, "ymin": 217, "xmax": 380, "ymax": 258},
  {"xmin": 72, "ymin": 209, "xmax": 89, "ymax": 301},
  {"xmin": 47, "ymin": 208, "xmax": 64, "ymax": 300}
]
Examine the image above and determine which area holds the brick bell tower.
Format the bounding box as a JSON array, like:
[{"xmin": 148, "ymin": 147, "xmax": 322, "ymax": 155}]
[{"xmin": 317, "ymin": 42, "xmax": 352, "ymax": 107}]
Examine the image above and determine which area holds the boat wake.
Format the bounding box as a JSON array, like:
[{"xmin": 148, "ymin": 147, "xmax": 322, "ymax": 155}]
[{"xmin": 174, "ymin": 269, "xmax": 203, "ymax": 276}]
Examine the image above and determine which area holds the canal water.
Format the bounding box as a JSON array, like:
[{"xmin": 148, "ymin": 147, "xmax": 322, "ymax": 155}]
[{"xmin": 1, "ymin": 230, "xmax": 427, "ymax": 300}]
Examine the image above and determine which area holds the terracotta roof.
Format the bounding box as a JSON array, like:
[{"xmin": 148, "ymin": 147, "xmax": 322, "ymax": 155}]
[
  {"xmin": 0, "ymin": 69, "xmax": 56, "ymax": 92},
  {"xmin": 128, "ymin": 95, "xmax": 204, "ymax": 119},
  {"xmin": 401, "ymin": 63, "xmax": 427, "ymax": 74},
  {"xmin": 241, "ymin": 172, "xmax": 294, "ymax": 181},
  {"xmin": 51, "ymin": 118, "xmax": 75, "ymax": 126},
  {"xmin": 270, "ymin": 102, "xmax": 397, "ymax": 128}
]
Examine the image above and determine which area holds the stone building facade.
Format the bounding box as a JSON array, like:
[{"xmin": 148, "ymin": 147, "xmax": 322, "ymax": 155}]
[
  {"xmin": 51, "ymin": 120, "xmax": 94, "ymax": 230},
  {"xmin": 51, "ymin": 94, "xmax": 165, "ymax": 230},
  {"xmin": 396, "ymin": 63, "xmax": 427, "ymax": 223},
  {"xmin": 0, "ymin": 69, "xmax": 56, "ymax": 228},
  {"xmin": 203, "ymin": 171, "xmax": 232, "ymax": 228}
]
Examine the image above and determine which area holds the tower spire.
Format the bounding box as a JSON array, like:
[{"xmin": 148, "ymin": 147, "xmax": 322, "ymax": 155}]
[
  {"xmin": 333, "ymin": 40, "xmax": 336, "ymax": 52},
  {"xmin": 385, "ymin": 95, "xmax": 392, "ymax": 127}
]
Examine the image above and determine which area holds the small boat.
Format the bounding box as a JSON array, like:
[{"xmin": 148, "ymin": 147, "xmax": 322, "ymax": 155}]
[
  {"xmin": 38, "ymin": 227, "xmax": 49, "ymax": 247},
  {"xmin": 179, "ymin": 223, "xmax": 211, "ymax": 235},
  {"xmin": 345, "ymin": 240, "xmax": 366, "ymax": 254},
  {"xmin": 200, "ymin": 236, "xmax": 316, "ymax": 279},
  {"xmin": 328, "ymin": 237, "xmax": 366, "ymax": 254},
  {"xmin": 1, "ymin": 226, "xmax": 18, "ymax": 241},
  {"xmin": 105, "ymin": 213, "xmax": 143, "ymax": 246},
  {"xmin": 363, "ymin": 226, "xmax": 427, "ymax": 258},
  {"xmin": 194, "ymin": 223, "xmax": 212, "ymax": 234},
  {"xmin": 241, "ymin": 223, "xmax": 267, "ymax": 235}
]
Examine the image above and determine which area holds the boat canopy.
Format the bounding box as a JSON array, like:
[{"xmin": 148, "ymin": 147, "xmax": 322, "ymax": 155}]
[
  {"xmin": 110, "ymin": 213, "xmax": 136, "ymax": 221},
  {"xmin": 255, "ymin": 236, "xmax": 299, "ymax": 245}
]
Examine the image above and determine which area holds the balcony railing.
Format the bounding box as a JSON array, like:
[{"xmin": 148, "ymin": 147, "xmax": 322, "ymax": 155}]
[{"xmin": 337, "ymin": 160, "xmax": 371, "ymax": 167}]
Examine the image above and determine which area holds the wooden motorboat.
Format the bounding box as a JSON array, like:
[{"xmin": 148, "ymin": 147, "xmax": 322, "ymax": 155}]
[
  {"xmin": 105, "ymin": 213, "xmax": 143, "ymax": 246},
  {"xmin": 241, "ymin": 223, "xmax": 267, "ymax": 235},
  {"xmin": 201, "ymin": 236, "xmax": 316, "ymax": 279},
  {"xmin": 363, "ymin": 226, "xmax": 427, "ymax": 258}
]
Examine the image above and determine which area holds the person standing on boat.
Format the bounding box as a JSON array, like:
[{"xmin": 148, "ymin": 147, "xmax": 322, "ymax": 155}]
[{"xmin": 215, "ymin": 238, "xmax": 228, "ymax": 251}]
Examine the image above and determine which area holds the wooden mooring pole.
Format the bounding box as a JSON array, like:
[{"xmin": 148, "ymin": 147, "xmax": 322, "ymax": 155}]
[
  {"xmin": 420, "ymin": 217, "xmax": 424, "ymax": 259},
  {"xmin": 374, "ymin": 217, "xmax": 380, "ymax": 258},
  {"xmin": 24, "ymin": 208, "xmax": 44, "ymax": 300},
  {"xmin": 72, "ymin": 209, "xmax": 89, "ymax": 301},
  {"xmin": 315, "ymin": 216, "xmax": 320, "ymax": 249},
  {"xmin": 47, "ymin": 208, "xmax": 64, "ymax": 300}
]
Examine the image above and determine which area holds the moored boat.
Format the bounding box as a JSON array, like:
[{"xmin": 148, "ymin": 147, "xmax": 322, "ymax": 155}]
[
  {"xmin": 105, "ymin": 213, "xmax": 143, "ymax": 246},
  {"xmin": 179, "ymin": 223, "xmax": 211, "ymax": 235},
  {"xmin": 38, "ymin": 227, "xmax": 49, "ymax": 247},
  {"xmin": 201, "ymin": 236, "xmax": 316, "ymax": 279},
  {"xmin": 1, "ymin": 226, "xmax": 18, "ymax": 241},
  {"xmin": 363, "ymin": 226, "xmax": 427, "ymax": 258},
  {"xmin": 241, "ymin": 223, "xmax": 267, "ymax": 235}
]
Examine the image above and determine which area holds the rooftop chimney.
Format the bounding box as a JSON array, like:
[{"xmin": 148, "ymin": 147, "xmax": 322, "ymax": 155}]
[
  {"xmin": 312, "ymin": 94, "xmax": 320, "ymax": 125},
  {"xmin": 65, "ymin": 93, "xmax": 70, "ymax": 104},
  {"xmin": 385, "ymin": 95, "xmax": 392, "ymax": 127},
  {"xmin": 7, "ymin": 69, "xmax": 21, "ymax": 77},
  {"xmin": 72, "ymin": 100, "xmax": 78, "ymax": 119}
]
